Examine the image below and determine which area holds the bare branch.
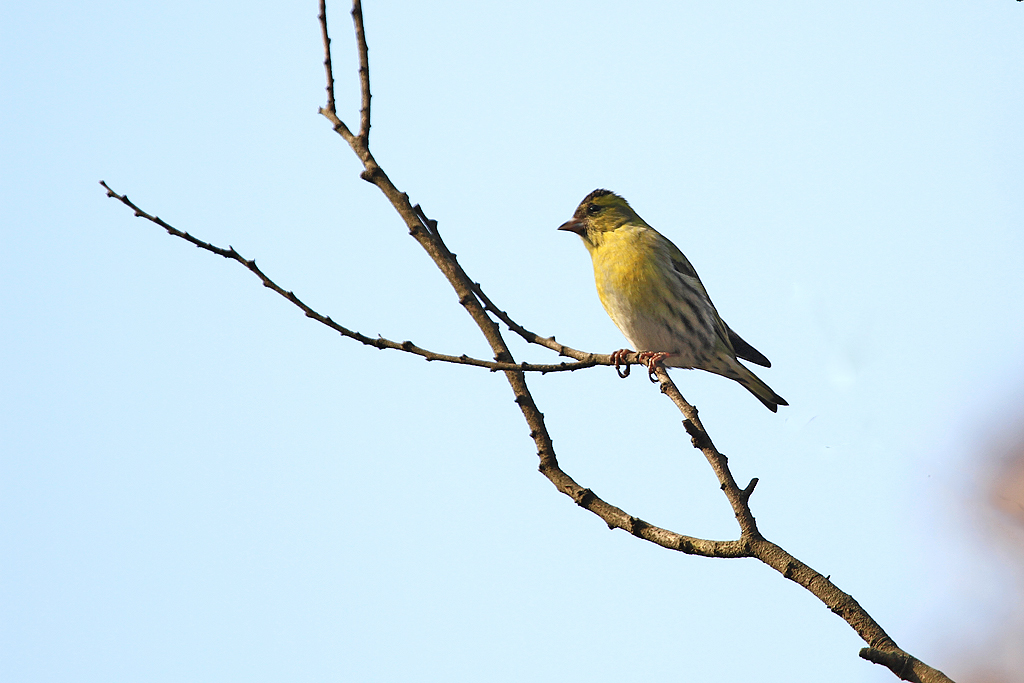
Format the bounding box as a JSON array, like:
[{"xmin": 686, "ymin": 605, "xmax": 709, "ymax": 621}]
[
  {"xmin": 314, "ymin": 5, "xmax": 962, "ymax": 664},
  {"xmin": 102, "ymin": 3, "xmax": 957, "ymax": 681},
  {"xmin": 471, "ymin": 281, "xmax": 595, "ymax": 360},
  {"xmin": 317, "ymin": 0, "xmax": 357, "ymax": 145},
  {"xmin": 655, "ymin": 366, "xmax": 761, "ymax": 539},
  {"xmin": 98, "ymin": 181, "xmax": 598, "ymax": 375},
  {"xmin": 860, "ymin": 647, "xmax": 951, "ymax": 683},
  {"xmin": 351, "ymin": 0, "xmax": 371, "ymax": 142},
  {"xmin": 315, "ymin": 8, "xmax": 570, "ymax": 508},
  {"xmin": 317, "ymin": 0, "xmax": 336, "ymax": 115},
  {"xmin": 653, "ymin": 367, "xmax": 954, "ymax": 683},
  {"xmin": 99, "ymin": 179, "xmax": 748, "ymax": 558}
]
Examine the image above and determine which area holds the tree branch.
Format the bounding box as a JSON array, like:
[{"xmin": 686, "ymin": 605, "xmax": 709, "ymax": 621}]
[
  {"xmin": 98, "ymin": 3, "xmax": 955, "ymax": 681},
  {"xmin": 317, "ymin": 0, "xmax": 336, "ymax": 115},
  {"xmin": 98, "ymin": 181, "xmax": 608, "ymax": 375},
  {"xmin": 470, "ymin": 281, "xmax": 596, "ymax": 361},
  {"xmin": 652, "ymin": 368, "xmax": 953, "ymax": 682},
  {"xmin": 351, "ymin": 0, "xmax": 371, "ymax": 142},
  {"xmin": 312, "ymin": 4, "xmax": 955, "ymax": 681}
]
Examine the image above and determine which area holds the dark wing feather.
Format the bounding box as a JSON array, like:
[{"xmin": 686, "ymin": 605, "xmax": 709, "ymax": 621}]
[
  {"xmin": 668, "ymin": 242, "xmax": 772, "ymax": 367},
  {"xmin": 670, "ymin": 255, "xmax": 711, "ymax": 300},
  {"xmin": 727, "ymin": 326, "xmax": 771, "ymax": 367}
]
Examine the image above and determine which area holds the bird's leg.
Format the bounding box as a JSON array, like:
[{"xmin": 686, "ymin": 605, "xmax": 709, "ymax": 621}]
[
  {"xmin": 610, "ymin": 349, "xmax": 633, "ymax": 378},
  {"xmin": 636, "ymin": 351, "xmax": 670, "ymax": 383}
]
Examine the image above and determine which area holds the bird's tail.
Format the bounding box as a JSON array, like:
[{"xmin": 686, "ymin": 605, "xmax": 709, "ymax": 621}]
[{"xmin": 710, "ymin": 355, "xmax": 788, "ymax": 412}]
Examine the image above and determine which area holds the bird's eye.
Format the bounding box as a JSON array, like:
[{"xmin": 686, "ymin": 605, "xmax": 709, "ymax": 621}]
[{"xmin": 586, "ymin": 204, "xmax": 601, "ymax": 216}]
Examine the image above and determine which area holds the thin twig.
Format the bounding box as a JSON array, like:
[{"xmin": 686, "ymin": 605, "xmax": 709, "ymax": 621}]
[
  {"xmin": 655, "ymin": 366, "xmax": 761, "ymax": 539},
  {"xmin": 407, "ymin": 202, "xmax": 599, "ymax": 363},
  {"xmin": 471, "ymin": 282, "xmax": 594, "ymax": 360},
  {"xmin": 318, "ymin": 0, "xmax": 336, "ymax": 115},
  {"xmin": 352, "ymin": 0, "xmax": 371, "ymax": 143},
  {"xmin": 98, "ymin": 181, "xmax": 598, "ymax": 375}
]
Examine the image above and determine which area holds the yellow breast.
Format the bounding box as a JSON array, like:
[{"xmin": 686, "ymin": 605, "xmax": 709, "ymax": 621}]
[
  {"xmin": 585, "ymin": 227, "xmax": 677, "ymax": 356},
  {"xmin": 588, "ymin": 226, "xmax": 662, "ymax": 316}
]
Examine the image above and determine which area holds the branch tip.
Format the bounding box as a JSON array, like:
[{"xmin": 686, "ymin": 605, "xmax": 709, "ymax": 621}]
[
  {"xmin": 317, "ymin": 0, "xmax": 337, "ymax": 114},
  {"xmin": 350, "ymin": 0, "xmax": 371, "ymax": 142}
]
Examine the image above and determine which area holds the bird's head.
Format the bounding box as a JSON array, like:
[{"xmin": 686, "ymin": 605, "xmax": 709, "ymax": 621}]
[{"xmin": 558, "ymin": 189, "xmax": 641, "ymax": 247}]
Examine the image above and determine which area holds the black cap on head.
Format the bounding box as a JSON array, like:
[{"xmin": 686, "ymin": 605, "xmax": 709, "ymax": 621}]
[
  {"xmin": 582, "ymin": 189, "xmax": 613, "ymax": 203},
  {"xmin": 573, "ymin": 189, "xmax": 614, "ymax": 219}
]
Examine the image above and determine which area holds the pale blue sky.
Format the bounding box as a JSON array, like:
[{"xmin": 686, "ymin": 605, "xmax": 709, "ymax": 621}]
[{"xmin": 3, "ymin": 2, "xmax": 1023, "ymax": 682}]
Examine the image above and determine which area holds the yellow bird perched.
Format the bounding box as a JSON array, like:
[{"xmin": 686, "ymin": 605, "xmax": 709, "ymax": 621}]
[{"xmin": 559, "ymin": 189, "xmax": 787, "ymax": 412}]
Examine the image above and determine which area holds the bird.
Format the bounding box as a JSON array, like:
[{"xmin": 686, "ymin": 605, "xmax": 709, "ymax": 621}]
[{"xmin": 559, "ymin": 189, "xmax": 787, "ymax": 412}]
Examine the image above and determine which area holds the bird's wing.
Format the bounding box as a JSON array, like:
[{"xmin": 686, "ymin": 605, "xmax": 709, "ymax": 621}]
[
  {"xmin": 659, "ymin": 239, "xmax": 737, "ymax": 352},
  {"xmin": 668, "ymin": 252, "xmax": 712, "ymax": 301},
  {"xmin": 726, "ymin": 325, "xmax": 772, "ymax": 367},
  {"xmin": 663, "ymin": 235, "xmax": 773, "ymax": 368},
  {"xmin": 669, "ymin": 253, "xmax": 696, "ymax": 277}
]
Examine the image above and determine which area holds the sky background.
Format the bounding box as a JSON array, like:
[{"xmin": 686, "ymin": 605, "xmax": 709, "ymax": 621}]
[{"xmin": 3, "ymin": 1, "xmax": 1024, "ymax": 682}]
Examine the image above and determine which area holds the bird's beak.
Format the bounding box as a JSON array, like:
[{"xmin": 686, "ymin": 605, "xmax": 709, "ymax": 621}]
[{"xmin": 558, "ymin": 217, "xmax": 585, "ymax": 235}]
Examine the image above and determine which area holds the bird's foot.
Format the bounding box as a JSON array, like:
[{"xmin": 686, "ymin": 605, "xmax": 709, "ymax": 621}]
[
  {"xmin": 610, "ymin": 349, "xmax": 633, "ymax": 378},
  {"xmin": 636, "ymin": 351, "xmax": 670, "ymax": 383}
]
